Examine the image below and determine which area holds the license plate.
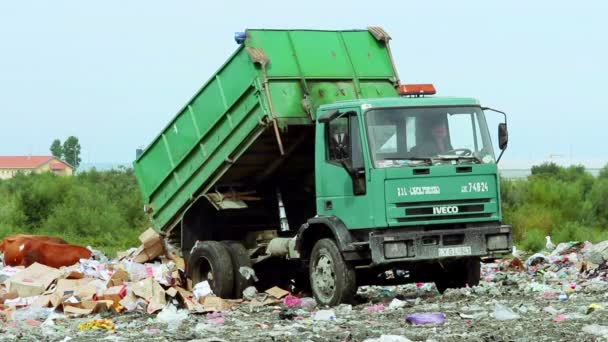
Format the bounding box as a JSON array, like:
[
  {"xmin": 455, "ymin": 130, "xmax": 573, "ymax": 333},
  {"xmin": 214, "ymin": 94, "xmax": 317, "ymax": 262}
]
[{"xmin": 438, "ymin": 246, "xmax": 472, "ymax": 257}]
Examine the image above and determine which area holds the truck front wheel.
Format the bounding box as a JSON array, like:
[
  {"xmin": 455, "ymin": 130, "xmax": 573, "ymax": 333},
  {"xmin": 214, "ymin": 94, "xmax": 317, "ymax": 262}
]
[
  {"xmin": 309, "ymin": 238, "xmax": 356, "ymax": 306},
  {"xmin": 187, "ymin": 241, "xmax": 235, "ymax": 299}
]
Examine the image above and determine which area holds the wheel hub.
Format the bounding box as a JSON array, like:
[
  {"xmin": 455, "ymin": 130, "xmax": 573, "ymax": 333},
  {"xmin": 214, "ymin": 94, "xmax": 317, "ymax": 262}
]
[{"xmin": 313, "ymin": 254, "xmax": 335, "ymax": 298}]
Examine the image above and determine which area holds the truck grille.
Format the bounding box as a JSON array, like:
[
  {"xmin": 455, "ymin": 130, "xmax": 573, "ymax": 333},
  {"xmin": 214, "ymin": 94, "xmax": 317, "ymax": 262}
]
[{"xmin": 390, "ymin": 198, "xmax": 493, "ymax": 223}]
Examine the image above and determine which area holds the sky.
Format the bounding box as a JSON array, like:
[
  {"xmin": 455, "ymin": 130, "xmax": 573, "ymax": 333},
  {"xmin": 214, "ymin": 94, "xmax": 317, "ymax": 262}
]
[{"xmin": 0, "ymin": 1, "xmax": 606, "ymax": 168}]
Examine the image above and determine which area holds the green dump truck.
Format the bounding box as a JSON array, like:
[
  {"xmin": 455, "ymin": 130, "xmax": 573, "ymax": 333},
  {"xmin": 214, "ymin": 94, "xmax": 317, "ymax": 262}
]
[{"xmin": 134, "ymin": 28, "xmax": 512, "ymax": 305}]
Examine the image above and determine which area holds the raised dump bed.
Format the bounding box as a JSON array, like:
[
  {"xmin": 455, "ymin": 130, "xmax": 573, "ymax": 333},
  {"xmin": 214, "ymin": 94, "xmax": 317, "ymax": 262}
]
[{"xmin": 134, "ymin": 28, "xmax": 400, "ymax": 233}]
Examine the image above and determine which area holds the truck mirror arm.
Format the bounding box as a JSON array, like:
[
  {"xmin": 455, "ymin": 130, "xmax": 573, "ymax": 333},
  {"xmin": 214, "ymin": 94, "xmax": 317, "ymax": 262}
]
[
  {"xmin": 339, "ymin": 159, "xmax": 366, "ymax": 195},
  {"xmin": 481, "ymin": 107, "xmax": 508, "ymax": 163}
]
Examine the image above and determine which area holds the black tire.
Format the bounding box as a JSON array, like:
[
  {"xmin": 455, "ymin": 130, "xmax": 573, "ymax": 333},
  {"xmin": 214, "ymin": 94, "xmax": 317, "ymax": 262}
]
[
  {"xmin": 187, "ymin": 241, "xmax": 234, "ymax": 299},
  {"xmin": 309, "ymin": 238, "xmax": 357, "ymax": 306},
  {"xmin": 435, "ymin": 257, "xmax": 481, "ymax": 293},
  {"xmin": 221, "ymin": 241, "xmax": 254, "ymax": 299}
]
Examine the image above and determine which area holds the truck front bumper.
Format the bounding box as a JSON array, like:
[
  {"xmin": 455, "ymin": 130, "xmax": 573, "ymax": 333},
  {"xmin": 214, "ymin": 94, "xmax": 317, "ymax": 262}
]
[{"xmin": 368, "ymin": 224, "xmax": 512, "ymax": 266}]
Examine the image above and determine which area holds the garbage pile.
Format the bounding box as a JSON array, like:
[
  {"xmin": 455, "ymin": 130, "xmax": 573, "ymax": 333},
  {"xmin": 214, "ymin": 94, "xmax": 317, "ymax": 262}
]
[
  {"xmin": 0, "ymin": 229, "xmax": 309, "ymax": 331},
  {"xmin": 2, "ymin": 234, "xmax": 608, "ymax": 341}
]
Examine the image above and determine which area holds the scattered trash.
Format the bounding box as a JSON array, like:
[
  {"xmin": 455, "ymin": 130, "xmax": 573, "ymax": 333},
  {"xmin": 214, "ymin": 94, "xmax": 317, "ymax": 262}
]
[
  {"xmin": 405, "ymin": 312, "xmax": 446, "ymax": 325},
  {"xmin": 299, "ymin": 297, "xmax": 316, "ymax": 308},
  {"xmin": 313, "ymin": 309, "xmax": 337, "ymax": 321},
  {"xmin": 78, "ymin": 319, "xmax": 116, "ymax": 331},
  {"xmin": 587, "ymin": 303, "xmax": 603, "ymax": 314},
  {"xmin": 242, "ymin": 286, "xmax": 258, "ymax": 300},
  {"xmin": 193, "ymin": 281, "xmax": 213, "ymax": 300},
  {"xmin": 283, "ymin": 295, "xmax": 302, "ymax": 307},
  {"xmin": 365, "ymin": 304, "xmax": 386, "ymax": 312},
  {"xmin": 388, "ymin": 298, "xmax": 407, "ymax": 310},
  {"xmin": 156, "ymin": 304, "xmax": 189, "ymax": 330},
  {"xmin": 584, "ymin": 240, "xmax": 608, "ymax": 264},
  {"xmin": 582, "ymin": 324, "xmax": 608, "ymax": 337},
  {"xmin": 493, "ymin": 303, "xmax": 520, "ymax": 320},
  {"xmin": 239, "ymin": 267, "xmax": 258, "ymax": 282},
  {"xmin": 265, "ymin": 286, "xmax": 289, "ymax": 299},
  {"xmin": 363, "ymin": 335, "xmax": 413, "ymax": 342},
  {"xmin": 553, "ymin": 314, "xmax": 567, "ymax": 322},
  {"xmin": 2, "ymin": 234, "xmax": 608, "ymax": 340}
]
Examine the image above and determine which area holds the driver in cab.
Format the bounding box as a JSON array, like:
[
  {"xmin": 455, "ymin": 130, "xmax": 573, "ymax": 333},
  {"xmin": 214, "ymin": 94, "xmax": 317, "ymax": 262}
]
[{"xmin": 410, "ymin": 116, "xmax": 453, "ymax": 156}]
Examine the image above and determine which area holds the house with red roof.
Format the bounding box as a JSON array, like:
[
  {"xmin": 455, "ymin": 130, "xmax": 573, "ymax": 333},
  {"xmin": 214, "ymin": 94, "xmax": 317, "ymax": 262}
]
[{"xmin": 0, "ymin": 156, "xmax": 74, "ymax": 180}]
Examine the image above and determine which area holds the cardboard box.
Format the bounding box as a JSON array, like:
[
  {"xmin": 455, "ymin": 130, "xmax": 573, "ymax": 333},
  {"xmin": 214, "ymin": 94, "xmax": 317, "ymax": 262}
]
[
  {"xmin": 81, "ymin": 299, "xmax": 113, "ymax": 313},
  {"xmin": 265, "ymin": 286, "xmax": 289, "ymax": 299},
  {"xmin": 0, "ymin": 290, "xmax": 19, "ymax": 304},
  {"xmin": 119, "ymin": 290, "xmax": 139, "ymax": 309},
  {"xmin": 107, "ymin": 269, "xmax": 129, "ymax": 287},
  {"xmin": 31, "ymin": 294, "xmax": 53, "ymax": 308},
  {"xmin": 132, "ymin": 278, "xmax": 165, "ymax": 301},
  {"xmin": 101, "ymin": 285, "xmax": 126, "ymax": 305},
  {"xmin": 166, "ymin": 287, "xmax": 178, "ymax": 297},
  {"xmin": 201, "ymin": 296, "xmax": 232, "ymax": 312},
  {"xmin": 132, "ymin": 243, "xmax": 164, "ymax": 263},
  {"xmin": 8, "ymin": 263, "xmax": 61, "ymax": 297},
  {"xmin": 9, "ymin": 280, "xmax": 45, "ymax": 297},
  {"xmin": 132, "ymin": 228, "xmax": 165, "ymax": 263},
  {"xmin": 139, "ymin": 228, "xmax": 160, "ymax": 246},
  {"xmin": 55, "ymin": 278, "xmax": 95, "ymax": 296},
  {"xmin": 176, "ymin": 286, "xmax": 204, "ymax": 312},
  {"xmin": 64, "ymin": 305, "xmax": 94, "ymax": 316}
]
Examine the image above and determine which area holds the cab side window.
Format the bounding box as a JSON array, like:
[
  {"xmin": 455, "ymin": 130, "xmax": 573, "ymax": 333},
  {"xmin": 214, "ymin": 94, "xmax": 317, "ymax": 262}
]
[
  {"xmin": 326, "ymin": 113, "xmax": 364, "ymax": 168},
  {"xmin": 327, "ymin": 116, "xmax": 349, "ymax": 160}
]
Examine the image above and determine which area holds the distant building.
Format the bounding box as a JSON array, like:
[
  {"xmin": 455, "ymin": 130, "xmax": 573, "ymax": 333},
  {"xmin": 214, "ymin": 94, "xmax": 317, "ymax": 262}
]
[{"xmin": 0, "ymin": 156, "xmax": 74, "ymax": 180}]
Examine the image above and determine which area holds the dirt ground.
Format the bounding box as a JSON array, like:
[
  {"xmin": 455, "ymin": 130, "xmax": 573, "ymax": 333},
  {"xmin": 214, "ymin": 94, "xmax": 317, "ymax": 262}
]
[{"xmin": 3, "ymin": 262, "xmax": 608, "ymax": 342}]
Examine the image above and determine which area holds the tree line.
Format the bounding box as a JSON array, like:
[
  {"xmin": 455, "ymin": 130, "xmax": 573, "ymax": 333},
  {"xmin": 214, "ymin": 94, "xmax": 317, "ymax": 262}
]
[{"xmin": 50, "ymin": 136, "xmax": 81, "ymax": 168}]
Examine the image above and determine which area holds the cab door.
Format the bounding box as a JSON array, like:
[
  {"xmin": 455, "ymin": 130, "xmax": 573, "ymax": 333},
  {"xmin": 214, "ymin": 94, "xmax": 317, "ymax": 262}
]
[{"xmin": 315, "ymin": 109, "xmax": 374, "ymax": 229}]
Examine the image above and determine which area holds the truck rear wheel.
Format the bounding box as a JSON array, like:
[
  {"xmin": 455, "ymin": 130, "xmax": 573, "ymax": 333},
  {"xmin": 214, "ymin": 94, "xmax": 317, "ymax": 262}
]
[
  {"xmin": 187, "ymin": 241, "xmax": 234, "ymax": 299},
  {"xmin": 435, "ymin": 257, "xmax": 481, "ymax": 293},
  {"xmin": 309, "ymin": 238, "xmax": 356, "ymax": 306},
  {"xmin": 221, "ymin": 241, "xmax": 254, "ymax": 299}
]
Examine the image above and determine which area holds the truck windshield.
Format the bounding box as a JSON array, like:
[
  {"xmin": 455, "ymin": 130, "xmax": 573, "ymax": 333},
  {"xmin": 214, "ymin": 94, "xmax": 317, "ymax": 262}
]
[{"xmin": 365, "ymin": 106, "xmax": 495, "ymax": 168}]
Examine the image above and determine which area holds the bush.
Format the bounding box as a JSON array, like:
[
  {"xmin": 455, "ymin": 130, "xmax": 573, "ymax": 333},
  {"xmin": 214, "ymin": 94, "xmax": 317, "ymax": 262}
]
[
  {"xmin": 505, "ymin": 162, "xmax": 608, "ymax": 252},
  {"xmin": 0, "ymin": 169, "xmax": 149, "ymax": 256},
  {"xmin": 519, "ymin": 229, "xmax": 545, "ymax": 252}
]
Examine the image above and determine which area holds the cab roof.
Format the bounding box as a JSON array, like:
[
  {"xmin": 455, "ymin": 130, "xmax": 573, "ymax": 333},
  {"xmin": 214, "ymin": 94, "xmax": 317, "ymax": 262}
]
[{"xmin": 317, "ymin": 96, "xmax": 481, "ymax": 119}]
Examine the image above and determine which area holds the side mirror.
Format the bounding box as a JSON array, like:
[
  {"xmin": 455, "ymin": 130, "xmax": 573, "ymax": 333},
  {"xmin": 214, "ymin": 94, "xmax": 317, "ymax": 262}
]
[{"xmin": 498, "ymin": 123, "xmax": 508, "ymax": 150}]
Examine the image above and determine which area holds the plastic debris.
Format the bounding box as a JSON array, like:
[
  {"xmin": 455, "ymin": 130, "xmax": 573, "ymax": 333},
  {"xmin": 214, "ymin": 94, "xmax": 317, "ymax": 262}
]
[
  {"xmin": 283, "ymin": 295, "xmax": 302, "ymax": 307},
  {"xmin": 366, "ymin": 304, "xmax": 386, "ymax": 312},
  {"xmin": 299, "ymin": 297, "xmax": 317, "ymax": 308},
  {"xmin": 12, "ymin": 307, "xmax": 52, "ymax": 321},
  {"xmin": 242, "ymin": 286, "xmax": 258, "ymax": 300},
  {"xmin": 584, "ymin": 241, "xmax": 608, "ymax": 264},
  {"xmin": 156, "ymin": 304, "xmax": 189, "ymax": 331},
  {"xmin": 363, "ymin": 335, "xmax": 413, "ymax": 342},
  {"xmin": 587, "ymin": 303, "xmax": 603, "ymax": 314},
  {"xmin": 582, "ymin": 324, "xmax": 608, "ymax": 337},
  {"xmin": 388, "ymin": 298, "xmax": 407, "ymax": 310},
  {"xmin": 239, "ymin": 266, "xmax": 259, "ymax": 282},
  {"xmin": 493, "ymin": 303, "xmax": 520, "ymax": 320},
  {"xmin": 313, "ymin": 309, "xmax": 336, "ymax": 321},
  {"xmin": 405, "ymin": 312, "xmax": 446, "ymax": 325},
  {"xmin": 78, "ymin": 319, "xmax": 116, "ymax": 331},
  {"xmin": 526, "ymin": 253, "xmax": 550, "ymax": 267},
  {"xmin": 553, "ymin": 314, "xmax": 567, "ymax": 322},
  {"xmin": 193, "ymin": 281, "xmax": 213, "ymax": 300}
]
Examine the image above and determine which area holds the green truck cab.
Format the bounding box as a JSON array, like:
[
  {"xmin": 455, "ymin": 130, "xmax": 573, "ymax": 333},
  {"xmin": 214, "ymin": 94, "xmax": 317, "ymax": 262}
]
[{"xmin": 134, "ymin": 28, "xmax": 512, "ymax": 306}]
